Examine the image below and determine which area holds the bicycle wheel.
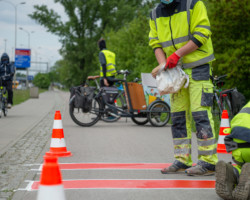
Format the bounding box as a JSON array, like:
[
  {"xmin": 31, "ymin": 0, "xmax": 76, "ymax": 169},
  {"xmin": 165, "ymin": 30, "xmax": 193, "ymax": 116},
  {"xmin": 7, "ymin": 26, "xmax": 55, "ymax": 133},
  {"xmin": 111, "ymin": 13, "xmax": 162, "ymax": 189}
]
[
  {"xmin": 3, "ymin": 105, "xmax": 7, "ymax": 117},
  {"xmin": 224, "ymin": 96, "xmax": 233, "ymax": 120},
  {"xmin": 212, "ymin": 97, "xmax": 221, "ymax": 138},
  {"xmin": 0, "ymin": 100, "xmax": 2, "ymax": 118},
  {"xmin": 131, "ymin": 117, "xmax": 148, "ymax": 125},
  {"xmin": 115, "ymin": 91, "xmax": 127, "ymax": 110},
  {"xmin": 69, "ymin": 98, "xmax": 101, "ymax": 127},
  {"xmin": 131, "ymin": 114, "xmax": 148, "ymax": 125},
  {"xmin": 212, "ymin": 98, "xmax": 221, "ymax": 120},
  {"xmin": 101, "ymin": 91, "xmax": 127, "ymax": 122},
  {"xmin": 3, "ymin": 98, "xmax": 7, "ymax": 117},
  {"xmin": 101, "ymin": 107, "xmax": 121, "ymax": 122},
  {"xmin": 147, "ymin": 101, "xmax": 170, "ymax": 127}
]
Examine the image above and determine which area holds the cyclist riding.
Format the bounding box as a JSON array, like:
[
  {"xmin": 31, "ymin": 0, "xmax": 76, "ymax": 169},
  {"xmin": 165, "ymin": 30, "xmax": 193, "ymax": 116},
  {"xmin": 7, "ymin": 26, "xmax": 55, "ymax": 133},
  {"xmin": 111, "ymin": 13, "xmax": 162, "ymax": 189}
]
[{"xmin": 0, "ymin": 53, "xmax": 15, "ymax": 108}]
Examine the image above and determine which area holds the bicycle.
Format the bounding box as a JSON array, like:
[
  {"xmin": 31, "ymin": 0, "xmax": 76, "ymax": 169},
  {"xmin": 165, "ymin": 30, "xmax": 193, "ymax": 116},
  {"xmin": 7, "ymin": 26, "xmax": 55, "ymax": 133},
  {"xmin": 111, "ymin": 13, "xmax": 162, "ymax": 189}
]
[
  {"xmin": 84, "ymin": 72, "xmax": 126, "ymax": 123},
  {"xmin": 211, "ymin": 74, "xmax": 234, "ymax": 135},
  {"xmin": 0, "ymin": 77, "xmax": 8, "ymax": 118},
  {"xmin": 69, "ymin": 70, "xmax": 171, "ymax": 127},
  {"xmin": 83, "ymin": 70, "xmax": 144, "ymax": 123}
]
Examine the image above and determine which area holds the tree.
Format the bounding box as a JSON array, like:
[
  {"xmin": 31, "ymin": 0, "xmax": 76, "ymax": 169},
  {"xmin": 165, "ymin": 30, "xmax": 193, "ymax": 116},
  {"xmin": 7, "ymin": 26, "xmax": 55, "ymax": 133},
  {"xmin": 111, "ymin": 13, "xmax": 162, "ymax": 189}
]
[
  {"xmin": 33, "ymin": 73, "xmax": 51, "ymax": 89},
  {"xmin": 206, "ymin": 0, "xmax": 250, "ymax": 99},
  {"xmin": 105, "ymin": 13, "xmax": 157, "ymax": 81},
  {"xmin": 29, "ymin": 0, "xmax": 144, "ymax": 87}
]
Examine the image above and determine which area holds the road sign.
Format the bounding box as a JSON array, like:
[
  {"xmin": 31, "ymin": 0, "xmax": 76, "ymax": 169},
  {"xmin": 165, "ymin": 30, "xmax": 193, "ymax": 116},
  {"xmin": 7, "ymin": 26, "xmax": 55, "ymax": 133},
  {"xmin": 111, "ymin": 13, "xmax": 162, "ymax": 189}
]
[
  {"xmin": 15, "ymin": 49, "xmax": 31, "ymax": 69},
  {"xmin": 28, "ymin": 75, "xmax": 34, "ymax": 81}
]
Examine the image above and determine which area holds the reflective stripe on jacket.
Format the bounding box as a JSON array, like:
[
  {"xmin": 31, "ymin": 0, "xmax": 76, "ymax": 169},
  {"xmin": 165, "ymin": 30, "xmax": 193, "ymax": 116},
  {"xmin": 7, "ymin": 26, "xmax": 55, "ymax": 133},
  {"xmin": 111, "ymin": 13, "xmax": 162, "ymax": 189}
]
[
  {"xmin": 226, "ymin": 101, "xmax": 250, "ymax": 143},
  {"xmin": 149, "ymin": 0, "xmax": 215, "ymax": 68},
  {"xmin": 100, "ymin": 50, "xmax": 117, "ymax": 77}
]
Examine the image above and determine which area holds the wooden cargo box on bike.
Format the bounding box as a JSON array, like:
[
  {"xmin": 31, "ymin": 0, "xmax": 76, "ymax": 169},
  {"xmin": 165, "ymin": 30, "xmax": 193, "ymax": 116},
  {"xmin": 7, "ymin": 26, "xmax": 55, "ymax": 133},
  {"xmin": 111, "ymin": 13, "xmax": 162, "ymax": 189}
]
[{"xmin": 123, "ymin": 82, "xmax": 147, "ymax": 110}]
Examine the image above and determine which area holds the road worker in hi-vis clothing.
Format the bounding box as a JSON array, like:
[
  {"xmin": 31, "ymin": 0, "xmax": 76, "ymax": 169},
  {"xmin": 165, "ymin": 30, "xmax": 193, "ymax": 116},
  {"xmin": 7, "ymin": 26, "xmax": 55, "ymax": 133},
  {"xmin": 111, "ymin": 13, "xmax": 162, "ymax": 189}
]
[
  {"xmin": 149, "ymin": 0, "xmax": 218, "ymax": 175},
  {"xmin": 98, "ymin": 38, "xmax": 117, "ymax": 87},
  {"xmin": 216, "ymin": 101, "xmax": 250, "ymax": 200}
]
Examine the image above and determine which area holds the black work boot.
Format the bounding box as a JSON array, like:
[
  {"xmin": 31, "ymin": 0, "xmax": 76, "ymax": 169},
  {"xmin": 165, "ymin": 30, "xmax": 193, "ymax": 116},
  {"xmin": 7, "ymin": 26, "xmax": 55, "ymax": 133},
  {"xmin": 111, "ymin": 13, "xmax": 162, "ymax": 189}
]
[
  {"xmin": 215, "ymin": 160, "xmax": 237, "ymax": 200},
  {"xmin": 232, "ymin": 163, "xmax": 250, "ymax": 200}
]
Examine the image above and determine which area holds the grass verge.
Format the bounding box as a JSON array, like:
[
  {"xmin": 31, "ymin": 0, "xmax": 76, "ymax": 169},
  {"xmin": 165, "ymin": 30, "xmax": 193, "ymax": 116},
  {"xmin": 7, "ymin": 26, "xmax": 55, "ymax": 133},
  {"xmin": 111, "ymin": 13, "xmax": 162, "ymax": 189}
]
[
  {"xmin": 13, "ymin": 89, "xmax": 30, "ymax": 106},
  {"xmin": 13, "ymin": 88, "xmax": 47, "ymax": 106}
]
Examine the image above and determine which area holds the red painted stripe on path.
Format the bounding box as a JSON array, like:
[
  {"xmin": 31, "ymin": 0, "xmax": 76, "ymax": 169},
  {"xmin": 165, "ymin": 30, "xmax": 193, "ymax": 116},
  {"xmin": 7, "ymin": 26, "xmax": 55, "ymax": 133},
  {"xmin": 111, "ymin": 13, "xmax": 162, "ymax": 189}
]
[
  {"xmin": 58, "ymin": 163, "xmax": 170, "ymax": 170},
  {"xmin": 31, "ymin": 179, "xmax": 215, "ymax": 190}
]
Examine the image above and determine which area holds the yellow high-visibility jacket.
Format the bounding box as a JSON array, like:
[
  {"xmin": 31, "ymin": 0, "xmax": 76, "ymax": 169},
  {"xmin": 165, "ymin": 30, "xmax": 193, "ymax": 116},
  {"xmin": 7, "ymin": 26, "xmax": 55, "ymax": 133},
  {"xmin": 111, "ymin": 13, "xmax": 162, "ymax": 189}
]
[
  {"xmin": 227, "ymin": 101, "xmax": 250, "ymax": 143},
  {"xmin": 100, "ymin": 50, "xmax": 117, "ymax": 77},
  {"xmin": 149, "ymin": 0, "xmax": 215, "ymax": 68}
]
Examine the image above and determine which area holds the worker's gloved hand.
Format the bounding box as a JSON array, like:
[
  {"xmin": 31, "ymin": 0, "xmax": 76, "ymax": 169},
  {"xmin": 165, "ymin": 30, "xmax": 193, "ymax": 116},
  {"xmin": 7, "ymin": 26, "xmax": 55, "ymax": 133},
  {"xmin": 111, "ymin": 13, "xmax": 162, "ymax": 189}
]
[{"xmin": 164, "ymin": 52, "xmax": 180, "ymax": 70}]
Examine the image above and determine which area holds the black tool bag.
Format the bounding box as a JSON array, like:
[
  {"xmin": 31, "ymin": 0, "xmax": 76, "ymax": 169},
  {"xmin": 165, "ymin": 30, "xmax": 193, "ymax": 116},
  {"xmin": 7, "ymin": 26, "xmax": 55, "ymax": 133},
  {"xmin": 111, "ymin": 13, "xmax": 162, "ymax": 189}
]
[
  {"xmin": 73, "ymin": 86, "xmax": 95, "ymax": 112},
  {"xmin": 229, "ymin": 88, "xmax": 246, "ymax": 115},
  {"xmin": 101, "ymin": 86, "xmax": 119, "ymax": 104},
  {"xmin": 70, "ymin": 86, "xmax": 78, "ymax": 98}
]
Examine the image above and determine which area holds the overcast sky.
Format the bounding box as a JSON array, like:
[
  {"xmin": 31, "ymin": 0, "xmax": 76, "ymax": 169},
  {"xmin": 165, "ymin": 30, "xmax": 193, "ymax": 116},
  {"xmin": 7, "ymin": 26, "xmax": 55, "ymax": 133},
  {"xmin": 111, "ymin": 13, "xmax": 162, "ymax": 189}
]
[{"xmin": 0, "ymin": 0, "xmax": 66, "ymax": 73}]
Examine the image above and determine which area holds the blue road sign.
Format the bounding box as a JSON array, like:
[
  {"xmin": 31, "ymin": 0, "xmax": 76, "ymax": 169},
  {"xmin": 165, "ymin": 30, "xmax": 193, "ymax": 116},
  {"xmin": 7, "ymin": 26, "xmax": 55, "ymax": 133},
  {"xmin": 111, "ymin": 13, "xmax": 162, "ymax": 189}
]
[
  {"xmin": 28, "ymin": 75, "xmax": 34, "ymax": 81},
  {"xmin": 15, "ymin": 49, "xmax": 31, "ymax": 68}
]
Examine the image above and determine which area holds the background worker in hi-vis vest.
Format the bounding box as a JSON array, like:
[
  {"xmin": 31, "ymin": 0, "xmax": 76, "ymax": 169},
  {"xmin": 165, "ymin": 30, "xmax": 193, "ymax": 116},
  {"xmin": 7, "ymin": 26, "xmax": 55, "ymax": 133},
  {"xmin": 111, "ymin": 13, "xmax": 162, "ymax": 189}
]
[
  {"xmin": 98, "ymin": 38, "xmax": 117, "ymax": 87},
  {"xmin": 149, "ymin": 0, "xmax": 218, "ymax": 175},
  {"xmin": 215, "ymin": 101, "xmax": 250, "ymax": 200}
]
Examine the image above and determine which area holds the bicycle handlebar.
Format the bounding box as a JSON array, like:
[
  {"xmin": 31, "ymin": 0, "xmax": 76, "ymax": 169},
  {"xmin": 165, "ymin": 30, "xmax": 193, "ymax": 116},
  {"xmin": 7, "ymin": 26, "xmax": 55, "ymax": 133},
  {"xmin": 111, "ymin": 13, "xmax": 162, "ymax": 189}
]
[
  {"xmin": 212, "ymin": 74, "xmax": 228, "ymax": 89},
  {"xmin": 117, "ymin": 70, "xmax": 130, "ymax": 75},
  {"xmin": 133, "ymin": 77, "xmax": 141, "ymax": 82},
  {"xmin": 0, "ymin": 75, "xmax": 11, "ymax": 86},
  {"xmin": 214, "ymin": 74, "xmax": 227, "ymax": 82}
]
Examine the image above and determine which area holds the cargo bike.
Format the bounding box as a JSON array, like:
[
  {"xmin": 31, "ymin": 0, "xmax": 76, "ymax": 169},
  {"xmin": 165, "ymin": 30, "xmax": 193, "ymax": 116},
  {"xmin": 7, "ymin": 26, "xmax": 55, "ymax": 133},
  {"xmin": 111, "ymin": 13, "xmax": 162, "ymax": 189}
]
[{"xmin": 69, "ymin": 70, "xmax": 170, "ymax": 127}]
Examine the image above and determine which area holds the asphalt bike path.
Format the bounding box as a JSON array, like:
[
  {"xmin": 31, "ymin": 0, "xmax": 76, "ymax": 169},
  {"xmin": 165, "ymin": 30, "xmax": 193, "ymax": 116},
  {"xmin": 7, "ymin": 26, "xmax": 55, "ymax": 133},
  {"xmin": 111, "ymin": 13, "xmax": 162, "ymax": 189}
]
[
  {"xmin": 0, "ymin": 89, "xmax": 66, "ymax": 199},
  {"xmin": 0, "ymin": 89, "xmax": 63, "ymax": 155},
  {"xmin": 1, "ymin": 90, "xmax": 232, "ymax": 200}
]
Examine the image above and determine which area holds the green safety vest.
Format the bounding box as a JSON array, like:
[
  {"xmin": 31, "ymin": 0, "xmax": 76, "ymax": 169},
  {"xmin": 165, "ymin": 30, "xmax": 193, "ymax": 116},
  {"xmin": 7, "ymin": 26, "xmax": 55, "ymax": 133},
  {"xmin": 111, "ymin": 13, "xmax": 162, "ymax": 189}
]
[
  {"xmin": 100, "ymin": 50, "xmax": 117, "ymax": 77},
  {"xmin": 149, "ymin": 0, "xmax": 215, "ymax": 68}
]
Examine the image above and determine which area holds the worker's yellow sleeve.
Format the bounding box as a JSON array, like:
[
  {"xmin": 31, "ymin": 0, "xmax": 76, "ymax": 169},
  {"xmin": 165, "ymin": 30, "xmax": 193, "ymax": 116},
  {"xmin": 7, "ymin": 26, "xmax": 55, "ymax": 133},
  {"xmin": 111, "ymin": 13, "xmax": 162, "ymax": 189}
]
[{"xmin": 190, "ymin": 1, "xmax": 212, "ymax": 45}]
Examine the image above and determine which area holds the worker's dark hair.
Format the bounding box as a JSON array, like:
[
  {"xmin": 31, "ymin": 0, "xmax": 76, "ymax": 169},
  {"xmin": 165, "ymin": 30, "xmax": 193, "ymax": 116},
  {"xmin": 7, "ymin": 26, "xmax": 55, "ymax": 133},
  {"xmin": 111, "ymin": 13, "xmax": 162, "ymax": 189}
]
[{"xmin": 98, "ymin": 38, "xmax": 106, "ymax": 50}]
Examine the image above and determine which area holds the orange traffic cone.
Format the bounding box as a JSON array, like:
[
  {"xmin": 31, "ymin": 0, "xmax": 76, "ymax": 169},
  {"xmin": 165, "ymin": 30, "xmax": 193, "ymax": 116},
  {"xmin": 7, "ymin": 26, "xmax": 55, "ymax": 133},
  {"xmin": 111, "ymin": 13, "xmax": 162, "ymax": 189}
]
[
  {"xmin": 37, "ymin": 155, "xmax": 66, "ymax": 200},
  {"xmin": 217, "ymin": 110, "xmax": 231, "ymax": 153},
  {"xmin": 46, "ymin": 111, "xmax": 72, "ymax": 157}
]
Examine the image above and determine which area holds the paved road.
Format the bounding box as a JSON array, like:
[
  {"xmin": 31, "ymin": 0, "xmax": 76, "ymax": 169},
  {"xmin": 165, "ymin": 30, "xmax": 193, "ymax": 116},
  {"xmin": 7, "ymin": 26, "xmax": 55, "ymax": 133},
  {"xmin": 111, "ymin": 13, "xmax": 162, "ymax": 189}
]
[
  {"xmin": 0, "ymin": 90, "xmax": 231, "ymax": 200},
  {"xmin": 0, "ymin": 90, "xmax": 63, "ymax": 155},
  {"xmin": 0, "ymin": 89, "xmax": 66, "ymax": 199}
]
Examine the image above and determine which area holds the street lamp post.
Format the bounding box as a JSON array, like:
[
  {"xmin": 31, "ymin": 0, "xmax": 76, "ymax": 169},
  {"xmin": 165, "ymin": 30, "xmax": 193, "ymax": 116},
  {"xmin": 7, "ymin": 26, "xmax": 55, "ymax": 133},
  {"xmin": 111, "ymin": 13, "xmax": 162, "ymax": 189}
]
[
  {"xmin": 19, "ymin": 27, "xmax": 30, "ymax": 48},
  {"xmin": 19, "ymin": 27, "xmax": 34, "ymax": 49},
  {"xmin": 19, "ymin": 27, "xmax": 34, "ymax": 88},
  {"xmin": 4, "ymin": 39, "xmax": 7, "ymax": 52},
  {"xmin": 0, "ymin": 0, "xmax": 26, "ymax": 88},
  {"xmin": 0, "ymin": 0, "xmax": 26, "ymax": 59}
]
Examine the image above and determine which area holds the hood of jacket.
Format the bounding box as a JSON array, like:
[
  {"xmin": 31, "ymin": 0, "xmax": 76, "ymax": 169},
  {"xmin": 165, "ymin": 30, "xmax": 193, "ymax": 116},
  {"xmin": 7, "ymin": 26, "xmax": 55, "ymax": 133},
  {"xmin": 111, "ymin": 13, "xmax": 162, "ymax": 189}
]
[{"xmin": 1, "ymin": 53, "xmax": 10, "ymax": 64}]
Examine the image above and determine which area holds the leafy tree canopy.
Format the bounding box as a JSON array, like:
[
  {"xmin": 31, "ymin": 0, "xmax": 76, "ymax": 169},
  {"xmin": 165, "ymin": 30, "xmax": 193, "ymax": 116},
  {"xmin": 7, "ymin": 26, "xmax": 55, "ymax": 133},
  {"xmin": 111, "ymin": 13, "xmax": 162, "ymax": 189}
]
[
  {"xmin": 29, "ymin": 0, "xmax": 145, "ymax": 87},
  {"xmin": 33, "ymin": 73, "xmax": 51, "ymax": 89},
  {"xmin": 206, "ymin": 0, "xmax": 250, "ymax": 98},
  {"xmin": 30, "ymin": 0, "xmax": 249, "ymax": 100}
]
